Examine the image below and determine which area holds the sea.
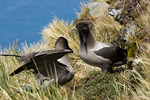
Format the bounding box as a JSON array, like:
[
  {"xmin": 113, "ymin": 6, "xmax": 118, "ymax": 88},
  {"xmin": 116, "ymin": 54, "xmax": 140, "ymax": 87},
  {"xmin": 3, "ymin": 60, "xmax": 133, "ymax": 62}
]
[{"xmin": 0, "ymin": 0, "xmax": 87, "ymax": 49}]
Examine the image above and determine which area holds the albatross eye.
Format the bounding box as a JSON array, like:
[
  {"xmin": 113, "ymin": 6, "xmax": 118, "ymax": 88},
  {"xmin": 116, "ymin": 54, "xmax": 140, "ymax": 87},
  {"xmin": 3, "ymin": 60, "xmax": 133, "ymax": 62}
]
[{"xmin": 83, "ymin": 27, "xmax": 87, "ymax": 30}]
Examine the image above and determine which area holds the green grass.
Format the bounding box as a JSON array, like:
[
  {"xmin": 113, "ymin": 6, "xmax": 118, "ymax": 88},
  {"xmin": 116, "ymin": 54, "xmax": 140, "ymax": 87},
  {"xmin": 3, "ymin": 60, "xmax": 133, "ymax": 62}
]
[{"xmin": 75, "ymin": 71, "xmax": 120, "ymax": 100}]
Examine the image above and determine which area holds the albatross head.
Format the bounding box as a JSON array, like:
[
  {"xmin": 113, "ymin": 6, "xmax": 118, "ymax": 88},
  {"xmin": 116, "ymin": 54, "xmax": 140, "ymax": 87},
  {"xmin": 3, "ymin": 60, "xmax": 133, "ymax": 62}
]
[
  {"xmin": 76, "ymin": 22, "xmax": 90, "ymax": 53},
  {"xmin": 55, "ymin": 37, "xmax": 73, "ymax": 53}
]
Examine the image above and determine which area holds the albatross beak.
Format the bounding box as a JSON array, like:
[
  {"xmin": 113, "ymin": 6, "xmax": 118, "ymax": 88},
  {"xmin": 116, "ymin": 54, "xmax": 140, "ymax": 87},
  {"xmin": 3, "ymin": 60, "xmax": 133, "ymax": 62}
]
[
  {"xmin": 68, "ymin": 47, "xmax": 73, "ymax": 53},
  {"xmin": 69, "ymin": 48, "xmax": 73, "ymax": 53},
  {"xmin": 82, "ymin": 33, "xmax": 88, "ymax": 53}
]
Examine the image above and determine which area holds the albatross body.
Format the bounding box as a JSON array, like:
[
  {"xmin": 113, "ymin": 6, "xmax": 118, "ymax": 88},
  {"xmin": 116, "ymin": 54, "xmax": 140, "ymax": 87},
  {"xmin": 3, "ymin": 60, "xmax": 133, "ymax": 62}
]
[
  {"xmin": 34, "ymin": 37, "xmax": 74, "ymax": 86},
  {"xmin": 0, "ymin": 37, "xmax": 74, "ymax": 86},
  {"xmin": 76, "ymin": 21, "xmax": 127, "ymax": 73}
]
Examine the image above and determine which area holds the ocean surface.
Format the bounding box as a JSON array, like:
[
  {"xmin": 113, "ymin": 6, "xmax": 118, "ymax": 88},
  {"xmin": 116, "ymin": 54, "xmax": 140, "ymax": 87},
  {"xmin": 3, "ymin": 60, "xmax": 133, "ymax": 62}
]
[{"xmin": 0, "ymin": 0, "xmax": 86, "ymax": 49}]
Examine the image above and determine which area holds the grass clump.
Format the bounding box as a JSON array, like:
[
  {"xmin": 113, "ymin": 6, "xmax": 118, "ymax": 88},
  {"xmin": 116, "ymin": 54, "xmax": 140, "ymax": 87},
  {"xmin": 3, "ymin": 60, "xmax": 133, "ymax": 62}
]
[
  {"xmin": 118, "ymin": 44, "xmax": 150, "ymax": 100},
  {"xmin": 75, "ymin": 71, "xmax": 120, "ymax": 100}
]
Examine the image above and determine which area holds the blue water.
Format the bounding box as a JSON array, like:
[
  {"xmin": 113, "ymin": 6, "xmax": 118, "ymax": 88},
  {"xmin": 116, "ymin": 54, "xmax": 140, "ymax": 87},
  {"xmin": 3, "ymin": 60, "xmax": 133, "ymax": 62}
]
[{"xmin": 0, "ymin": 0, "xmax": 86, "ymax": 49}]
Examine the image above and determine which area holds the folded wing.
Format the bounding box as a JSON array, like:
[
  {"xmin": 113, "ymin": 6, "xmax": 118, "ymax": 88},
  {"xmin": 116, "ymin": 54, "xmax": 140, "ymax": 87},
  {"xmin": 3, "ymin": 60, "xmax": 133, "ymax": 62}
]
[{"xmin": 94, "ymin": 46, "xmax": 127, "ymax": 63}]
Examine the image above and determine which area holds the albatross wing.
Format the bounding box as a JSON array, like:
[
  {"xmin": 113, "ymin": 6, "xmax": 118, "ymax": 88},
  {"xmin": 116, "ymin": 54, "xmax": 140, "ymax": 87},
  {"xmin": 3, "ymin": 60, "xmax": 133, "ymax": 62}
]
[
  {"xmin": 10, "ymin": 49, "xmax": 73, "ymax": 76},
  {"xmin": 94, "ymin": 46, "xmax": 127, "ymax": 63}
]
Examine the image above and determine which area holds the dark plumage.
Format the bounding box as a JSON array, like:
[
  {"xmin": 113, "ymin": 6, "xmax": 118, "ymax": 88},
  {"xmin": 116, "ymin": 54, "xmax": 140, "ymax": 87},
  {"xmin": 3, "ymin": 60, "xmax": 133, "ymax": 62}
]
[
  {"xmin": 9, "ymin": 49, "xmax": 72, "ymax": 76},
  {"xmin": 94, "ymin": 46, "xmax": 127, "ymax": 64}
]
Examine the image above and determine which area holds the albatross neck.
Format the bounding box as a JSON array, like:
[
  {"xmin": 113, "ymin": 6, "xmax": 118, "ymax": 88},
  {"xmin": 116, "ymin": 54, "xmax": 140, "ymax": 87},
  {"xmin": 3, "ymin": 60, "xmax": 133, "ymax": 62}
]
[{"xmin": 57, "ymin": 55, "xmax": 74, "ymax": 72}]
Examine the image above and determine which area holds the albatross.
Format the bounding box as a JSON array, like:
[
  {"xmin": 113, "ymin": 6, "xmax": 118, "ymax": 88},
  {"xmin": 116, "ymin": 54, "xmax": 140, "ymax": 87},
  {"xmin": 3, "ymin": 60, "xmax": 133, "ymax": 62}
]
[
  {"xmin": 0, "ymin": 37, "xmax": 74, "ymax": 86},
  {"xmin": 75, "ymin": 21, "xmax": 127, "ymax": 73}
]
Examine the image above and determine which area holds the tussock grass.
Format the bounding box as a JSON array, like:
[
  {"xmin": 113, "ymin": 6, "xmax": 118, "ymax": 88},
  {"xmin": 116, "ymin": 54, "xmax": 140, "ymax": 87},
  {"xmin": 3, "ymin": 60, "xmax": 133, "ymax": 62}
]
[
  {"xmin": 0, "ymin": 43, "xmax": 69, "ymax": 100},
  {"xmin": 0, "ymin": 43, "xmax": 80, "ymax": 100},
  {"xmin": 114, "ymin": 43, "xmax": 150, "ymax": 100},
  {"xmin": 0, "ymin": 0, "xmax": 150, "ymax": 100},
  {"xmin": 74, "ymin": 1, "xmax": 122, "ymax": 46}
]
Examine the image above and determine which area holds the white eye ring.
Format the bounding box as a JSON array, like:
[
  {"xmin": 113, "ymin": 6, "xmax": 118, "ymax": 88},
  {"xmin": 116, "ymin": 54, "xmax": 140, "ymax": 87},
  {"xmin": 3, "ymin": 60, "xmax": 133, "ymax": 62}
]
[{"xmin": 84, "ymin": 27, "xmax": 86, "ymax": 30}]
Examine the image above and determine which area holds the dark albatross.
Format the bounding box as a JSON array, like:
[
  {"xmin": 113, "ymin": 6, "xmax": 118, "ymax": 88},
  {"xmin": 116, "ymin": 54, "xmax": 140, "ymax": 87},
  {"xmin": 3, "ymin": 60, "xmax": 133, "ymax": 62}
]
[
  {"xmin": 0, "ymin": 37, "xmax": 74, "ymax": 86},
  {"xmin": 75, "ymin": 21, "xmax": 127, "ymax": 73}
]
